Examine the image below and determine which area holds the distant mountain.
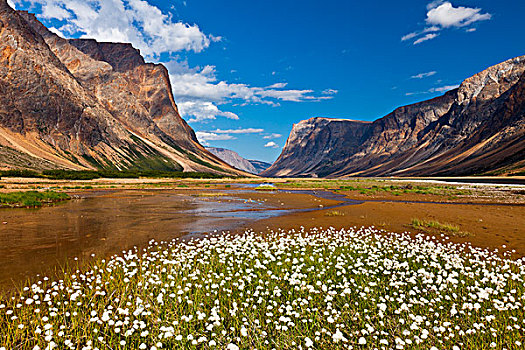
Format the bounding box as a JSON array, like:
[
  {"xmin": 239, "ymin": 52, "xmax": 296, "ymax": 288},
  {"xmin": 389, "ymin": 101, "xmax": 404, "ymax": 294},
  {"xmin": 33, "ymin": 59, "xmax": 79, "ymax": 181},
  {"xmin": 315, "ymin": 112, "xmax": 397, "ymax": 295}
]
[
  {"xmin": 263, "ymin": 55, "xmax": 525, "ymax": 177},
  {"xmin": 248, "ymin": 159, "xmax": 272, "ymax": 174},
  {"xmin": 206, "ymin": 147, "xmax": 271, "ymax": 174},
  {"xmin": 0, "ymin": 3, "xmax": 242, "ymax": 175}
]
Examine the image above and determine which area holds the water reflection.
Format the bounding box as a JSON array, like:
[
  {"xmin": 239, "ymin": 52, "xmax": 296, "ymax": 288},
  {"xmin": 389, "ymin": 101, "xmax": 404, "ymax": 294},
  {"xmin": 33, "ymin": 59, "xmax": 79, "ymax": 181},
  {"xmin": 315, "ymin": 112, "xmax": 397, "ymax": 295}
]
[{"xmin": 0, "ymin": 190, "xmax": 281, "ymax": 290}]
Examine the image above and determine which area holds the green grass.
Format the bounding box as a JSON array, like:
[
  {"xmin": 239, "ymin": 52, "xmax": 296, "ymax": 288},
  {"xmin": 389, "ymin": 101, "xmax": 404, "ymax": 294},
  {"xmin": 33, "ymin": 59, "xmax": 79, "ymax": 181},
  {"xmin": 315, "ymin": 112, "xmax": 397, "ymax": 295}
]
[
  {"xmin": 278, "ymin": 180, "xmax": 471, "ymax": 197},
  {"xmin": 0, "ymin": 191, "xmax": 70, "ymax": 208},
  {"xmin": 192, "ymin": 192, "xmax": 229, "ymax": 197},
  {"xmin": 255, "ymin": 184, "xmax": 277, "ymax": 191},
  {"xmin": 410, "ymin": 218, "xmax": 472, "ymax": 237},
  {"xmin": 324, "ymin": 210, "xmax": 345, "ymax": 217}
]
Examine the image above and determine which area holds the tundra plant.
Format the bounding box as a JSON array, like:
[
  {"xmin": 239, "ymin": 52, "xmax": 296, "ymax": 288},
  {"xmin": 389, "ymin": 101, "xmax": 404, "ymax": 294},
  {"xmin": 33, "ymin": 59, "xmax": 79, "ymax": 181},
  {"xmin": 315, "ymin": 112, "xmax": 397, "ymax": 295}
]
[{"xmin": 1, "ymin": 227, "xmax": 524, "ymax": 349}]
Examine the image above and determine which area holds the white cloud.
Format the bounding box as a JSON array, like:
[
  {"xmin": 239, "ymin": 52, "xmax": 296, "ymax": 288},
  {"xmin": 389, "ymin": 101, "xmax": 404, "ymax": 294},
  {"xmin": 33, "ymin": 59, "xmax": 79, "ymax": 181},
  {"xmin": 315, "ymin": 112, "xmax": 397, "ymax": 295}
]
[
  {"xmin": 263, "ymin": 133, "xmax": 282, "ymax": 139},
  {"xmin": 17, "ymin": 0, "xmax": 336, "ymax": 129},
  {"xmin": 48, "ymin": 27, "xmax": 66, "ymax": 38},
  {"xmin": 402, "ymin": 2, "xmax": 491, "ymax": 45},
  {"xmin": 429, "ymin": 84, "xmax": 459, "ymax": 93},
  {"xmin": 426, "ymin": 0, "xmax": 445, "ymax": 10},
  {"xmin": 178, "ymin": 101, "xmax": 239, "ymax": 124},
  {"xmin": 413, "ymin": 33, "xmax": 439, "ymax": 45},
  {"xmin": 411, "ymin": 71, "xmax": 437, "ymax": 79},
  {"xmin": 14, "ymin": 0, "xmax": 212, "ymax": 58},
  {"xmin": 426, "ymin": 2, "xmax": 491, "ymax": 28},
  {"xmin": 267, "ymin": 83, "xmax": 288, "ymax": 89},
  {"xmin": 166, "ymin": 60, "xmax": 335, "ymax": 123},
  {"xmin": 213, "ymin": 128, "xmax": 264, "ymax": 134},
  {"xmin": 264, "ymin": 141, "xmax": 279, "ymax": 148},
  {"xmin": 322, "ymin": 89, "xmax": 338, "ymax": 95},
  {"xmin": 195, "ymin": 131, "xmax": 235, "ymax": 146},
  {"xmin": 405, "ymin": 83, "xmax": 460, "ymax": 96},
  {"xmin": 401, "ymin": 26, "xmax": 440, "ymax": 42},
  {"xmin": 7, "ymin": 0, "xmax": 16, "ymax": 9}
]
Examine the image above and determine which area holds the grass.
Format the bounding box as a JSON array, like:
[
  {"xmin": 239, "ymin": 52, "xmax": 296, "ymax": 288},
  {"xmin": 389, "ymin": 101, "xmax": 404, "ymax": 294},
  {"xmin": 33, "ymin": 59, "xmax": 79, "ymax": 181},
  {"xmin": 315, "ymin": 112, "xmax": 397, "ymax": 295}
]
[
  {"xmin": 0, "ymin": 191, "xmax": 70, "ymax": 208},
  {"xmin": 0, "ymin": 227, "xmax": 524, "ymax": 349},
  {"xmin": 255, "ymin": 184, "xmax": 277, "ymax": 191},
  {"xmin": 278, "ymin": 180, "xmax": 471, "ymax": 197},
  {"xmin": 324, "ymin": 210, "xmax": 345, "ymax": 217},
  {"xmin": 192, "ymin": 192, "xmax": 229, "ymax": 197},
  {"xmin": 410, "ymin": 218, "xmax": 472, "ymax": 237},
  {"xmin": 0, "ymin": 170, "xmax": 229, "ymax": 180}
]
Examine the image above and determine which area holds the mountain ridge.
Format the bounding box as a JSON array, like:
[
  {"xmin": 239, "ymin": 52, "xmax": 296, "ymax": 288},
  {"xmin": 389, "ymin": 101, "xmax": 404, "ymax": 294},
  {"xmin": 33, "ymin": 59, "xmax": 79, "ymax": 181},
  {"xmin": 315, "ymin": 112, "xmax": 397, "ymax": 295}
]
[
  {"xmin": 205, "ymin": 147, "xmax": 271, "ymax": 174},
  {"xmin": 0, "ymin": 2, "xmax": 244, "ymax": 175},
  {"xmin": 263, "ymin": 55, "xmax": 525, "ymax": 177}
]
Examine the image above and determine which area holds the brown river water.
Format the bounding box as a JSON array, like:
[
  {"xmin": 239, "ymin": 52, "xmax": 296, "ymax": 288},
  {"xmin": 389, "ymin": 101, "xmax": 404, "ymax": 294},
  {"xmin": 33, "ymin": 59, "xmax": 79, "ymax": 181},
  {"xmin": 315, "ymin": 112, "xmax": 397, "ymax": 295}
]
[{"xmin": 0, "ymin": 189, "xmax": 290, "ymax": 291}]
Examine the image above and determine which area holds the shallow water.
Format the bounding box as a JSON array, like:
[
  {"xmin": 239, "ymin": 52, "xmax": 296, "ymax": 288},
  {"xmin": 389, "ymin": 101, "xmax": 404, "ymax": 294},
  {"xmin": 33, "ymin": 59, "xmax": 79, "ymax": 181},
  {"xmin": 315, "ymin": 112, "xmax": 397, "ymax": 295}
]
[{"xmin": 0, "ymin": 189, "xmax": 286, "ymax": 290}]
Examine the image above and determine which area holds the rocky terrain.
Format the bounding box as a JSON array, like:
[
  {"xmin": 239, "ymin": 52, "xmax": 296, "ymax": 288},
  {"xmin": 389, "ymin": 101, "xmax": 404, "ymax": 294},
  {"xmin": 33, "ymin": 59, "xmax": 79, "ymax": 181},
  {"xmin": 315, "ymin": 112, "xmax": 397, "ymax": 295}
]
[
  {"xmin": 0, "ymin": 2, "xmax": 240, "ymax": 174},
  {"xmin": 206, "ymin": 147, "xmax": 271, "ymax": 174},
  {"xmin": 263, "ymin": 55, "xmax": 525, "ymax": 177}
]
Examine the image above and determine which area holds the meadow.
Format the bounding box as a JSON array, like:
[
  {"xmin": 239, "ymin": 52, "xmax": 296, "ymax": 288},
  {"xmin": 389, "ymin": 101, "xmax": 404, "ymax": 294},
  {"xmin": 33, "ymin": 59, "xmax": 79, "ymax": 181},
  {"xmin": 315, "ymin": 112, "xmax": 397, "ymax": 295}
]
[
  {"xmin": 1, "ymin": 226, "xmax": 524, "ymax": 349},
  {"xmin": 0, "ymin": 190, "xmax": 69, "ymax": 208}
]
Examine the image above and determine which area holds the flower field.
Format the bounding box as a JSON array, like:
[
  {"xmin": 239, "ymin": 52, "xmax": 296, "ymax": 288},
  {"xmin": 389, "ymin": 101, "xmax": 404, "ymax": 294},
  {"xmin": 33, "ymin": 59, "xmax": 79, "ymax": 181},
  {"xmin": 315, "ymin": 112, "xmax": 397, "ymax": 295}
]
[{"xmin": 1, "ymin": 227, "xmax": 524, "ymax": 349}]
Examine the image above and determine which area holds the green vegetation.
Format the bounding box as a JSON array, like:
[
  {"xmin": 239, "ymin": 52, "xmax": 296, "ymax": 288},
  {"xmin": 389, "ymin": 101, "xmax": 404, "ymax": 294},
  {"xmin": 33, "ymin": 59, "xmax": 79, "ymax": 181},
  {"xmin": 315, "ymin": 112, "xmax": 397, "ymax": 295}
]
[
  {"xmin": 192, "ymin": 192, "xmax": 229, "ymax": 197},
  {"xmin": 255, "ymin": 184, "xmax": 277, "ymax": 191},
  {"xmin": 0, "ymin": 190, "xmax": 70, "ymax": 208},
  {"xmin": 0, "ymin": 169, "xmax": 228, "ymax": 180},
  {"xmin": 278, "ymin": 179, "xmax": 471, "ymax": 197},
  {"xmin": 324, "ymin": 210, "xmax": 345, "ymax": 217},
  {"xmin": 410, "ymin": 218, "xmax": 472, "ymax": 237}
]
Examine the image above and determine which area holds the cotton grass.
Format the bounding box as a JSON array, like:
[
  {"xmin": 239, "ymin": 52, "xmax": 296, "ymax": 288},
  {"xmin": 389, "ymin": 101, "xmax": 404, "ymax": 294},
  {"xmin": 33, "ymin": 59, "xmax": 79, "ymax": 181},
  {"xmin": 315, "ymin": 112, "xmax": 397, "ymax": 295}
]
[{"xmin": 1, "ymin": 226, "xmax": 524, "ymax": 349}]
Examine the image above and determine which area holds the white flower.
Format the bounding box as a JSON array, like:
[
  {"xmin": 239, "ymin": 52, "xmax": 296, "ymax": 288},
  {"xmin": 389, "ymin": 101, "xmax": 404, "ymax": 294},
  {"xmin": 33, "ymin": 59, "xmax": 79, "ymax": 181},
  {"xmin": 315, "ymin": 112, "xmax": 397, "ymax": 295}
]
[
  {"xmin": 358, "ymin": 337, "xmax": 366, "ymax": 345},
  {"xmin": 305, "ymin": 337, "xmax": 314, "ymax": 347},
  {"xmin": 226, "ymin": 344, "xmax": 239, "ymax": 350}
]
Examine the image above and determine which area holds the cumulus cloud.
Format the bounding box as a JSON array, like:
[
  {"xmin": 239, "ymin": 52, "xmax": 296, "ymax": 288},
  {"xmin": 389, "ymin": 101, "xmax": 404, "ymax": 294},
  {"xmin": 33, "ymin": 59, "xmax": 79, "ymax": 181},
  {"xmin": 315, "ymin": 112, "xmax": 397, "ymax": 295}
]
[
  {"xmin": 411, "ymin": 71, "xmax": 437, "ymax": 79},
  {"xmin": 7, "ymin": 0, "xmax": 16, "ymax": 8},
  {"xmin": 426, "ymin": 2, "xmax": 491, "ymax": 28},
  {"xmin": 263, "ymin": 133, "xmax": 282, "ymax": 139},
  {"xmin": 402, "ymin": 1, "xmax": 491, "ymax": 45},
  {"xmin": 264, "ymin": 141, "xmax": 279, "ymax": 148},
  {"xmin": 13, "ymin": 0, "xmax": 212, "ymax": 58},
  {"xmin": 166, "ymin": 60, "xmax": 335, "ymax": 123},
  {"xmin": 178, "ymin": 101, "xmax": 239, "ymax": 124}
]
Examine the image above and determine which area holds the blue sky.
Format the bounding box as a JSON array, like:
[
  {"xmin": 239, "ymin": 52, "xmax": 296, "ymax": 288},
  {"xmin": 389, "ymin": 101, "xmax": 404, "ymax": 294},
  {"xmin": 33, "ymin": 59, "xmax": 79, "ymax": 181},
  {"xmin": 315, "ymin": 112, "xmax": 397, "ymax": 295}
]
[{"xmin": 8, "ymin": 0, "xmax": 525, "ymax": 162}]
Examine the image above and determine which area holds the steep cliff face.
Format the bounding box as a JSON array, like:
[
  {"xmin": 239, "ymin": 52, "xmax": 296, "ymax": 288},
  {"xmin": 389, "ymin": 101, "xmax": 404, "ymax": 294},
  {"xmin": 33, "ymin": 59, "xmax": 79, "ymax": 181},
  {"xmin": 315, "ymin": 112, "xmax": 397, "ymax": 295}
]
[
  {"xmin": 263, "ymin": 56, "xmax": 525, "ymax": 177},
  {"xmin": 0, "ymin": 3, "xmax": 239, "ymax": 174},
  {"xmin": 266, "ymin": 118, "xmax": 371, "ymax": 177}
]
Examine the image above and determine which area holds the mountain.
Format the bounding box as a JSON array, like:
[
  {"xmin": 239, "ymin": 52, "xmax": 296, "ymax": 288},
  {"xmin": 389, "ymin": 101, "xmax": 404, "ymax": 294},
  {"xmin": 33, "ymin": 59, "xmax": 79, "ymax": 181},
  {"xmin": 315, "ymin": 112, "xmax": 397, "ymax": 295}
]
[
  {"xmin": 248, "ymin": 159, "xmax": 272, "ymax": 174},
  {"xmin": 263, "ymin": 55, "xmax": 525, "ymax": 178},
  {"xmin": 0, "ymin": 2, "xmax": 241, "ymax": 175},
  {"xmin": 205, "ymin": 147, "xmax": 271, "ymax": 174}
]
